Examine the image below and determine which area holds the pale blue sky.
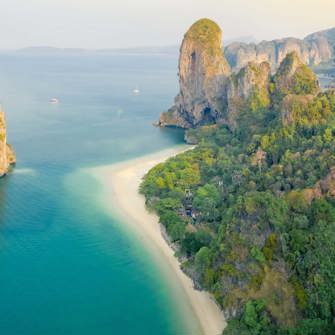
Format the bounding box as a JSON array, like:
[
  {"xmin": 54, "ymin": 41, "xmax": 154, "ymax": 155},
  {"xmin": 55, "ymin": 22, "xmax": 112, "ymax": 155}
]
[{"xmin": 1, "ymin": 0, "xmax": 335, "ymax": 49}]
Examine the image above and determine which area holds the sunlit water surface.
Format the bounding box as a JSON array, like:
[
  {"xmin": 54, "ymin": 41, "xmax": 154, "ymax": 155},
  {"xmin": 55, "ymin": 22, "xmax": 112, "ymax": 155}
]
[{"xmin": 0, "ymin": 52, "xmax": 201, "ymax": 335}]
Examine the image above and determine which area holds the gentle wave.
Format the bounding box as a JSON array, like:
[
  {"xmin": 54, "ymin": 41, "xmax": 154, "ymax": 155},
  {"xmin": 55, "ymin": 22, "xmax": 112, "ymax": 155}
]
[{"xmin": 13, "ymin": 168, "xmax": 37, "ymax": 176}]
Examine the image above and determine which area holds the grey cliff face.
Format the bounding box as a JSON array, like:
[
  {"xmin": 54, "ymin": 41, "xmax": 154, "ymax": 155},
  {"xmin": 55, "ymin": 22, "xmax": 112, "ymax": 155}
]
[
  {"xmin": 158, "ymin": 20, "xmax": 332, "ymax": 133},
  {"xmin": 228, "ymin": 62, "xmax": 271, "ymax": 101},
  {"xmin": 159, "ymin": 20, "xmax": 273, "ymax": 130},
  {"xmin": 273, "ymin": 51, "xmax": 320, "ymax": 96},
  {"xmin": 226, "ymin": 62, "xmax": 271, "ymax": 128},
  {"xmin": 159, "ymin": 18, "xmax": 230, "ymax": 128},
  {"xmin": 225, "ymin": 27, "xmax": 335, "ymax": 72},
  {"xmin": 158, "ymin": 19, "xmax": 273, "ymax": 131}
]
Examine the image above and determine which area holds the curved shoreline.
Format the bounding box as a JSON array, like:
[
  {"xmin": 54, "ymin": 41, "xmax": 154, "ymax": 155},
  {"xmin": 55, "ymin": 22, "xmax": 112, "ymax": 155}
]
[{"xmin": 88, "ymin": 146, "xmax": 226, "ymax": 335}]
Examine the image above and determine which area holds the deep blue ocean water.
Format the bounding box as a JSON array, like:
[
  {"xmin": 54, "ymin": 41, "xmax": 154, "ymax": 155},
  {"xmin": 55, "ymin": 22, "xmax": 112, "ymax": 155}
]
[{"xmin": 0, "ymin": 53, "xmax": 200, "ymax": 335}]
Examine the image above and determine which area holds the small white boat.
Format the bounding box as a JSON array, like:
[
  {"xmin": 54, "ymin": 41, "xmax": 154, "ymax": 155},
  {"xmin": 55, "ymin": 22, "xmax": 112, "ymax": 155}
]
[
  {"xmin": 49, "ymin": 98, "xmax": 60, "ymax": 104},
  {"xmin": 133, "ymin": 88, "xmax": 140, "ymax": 96}
]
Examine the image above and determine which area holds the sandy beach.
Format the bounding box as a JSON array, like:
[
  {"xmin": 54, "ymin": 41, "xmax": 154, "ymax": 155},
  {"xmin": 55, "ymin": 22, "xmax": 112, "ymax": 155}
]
[{"xmin": 89, "ymin": 146, "xmax": 226, "ymax": 335}]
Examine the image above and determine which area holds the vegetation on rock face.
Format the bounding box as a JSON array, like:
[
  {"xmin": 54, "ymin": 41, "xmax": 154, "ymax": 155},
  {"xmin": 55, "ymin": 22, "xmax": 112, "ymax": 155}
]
[
  {"xmin": 159, "ymin": 18, "xmax": 231, "ymax": 129},
  {"xmin": 281, "ymin": 91, "xmax": 335, "ymax": 127},
  {"xmin": 226, "ymin": 61, "xmax": 272, "ymax": 134},
  {"xmin": 185, "ymin": 18, "xmax": 222, "ymax": 48},
  {"xmin": 273, "ymin": 51, "xmax": 320, "ymax": 98},
  {"xmin": 182, "ymin": 18, "xmax": 229, "ymax": 66},
  {"xmin": 142, "ymin": 55, "xmax": 335, "ymax": 334}
]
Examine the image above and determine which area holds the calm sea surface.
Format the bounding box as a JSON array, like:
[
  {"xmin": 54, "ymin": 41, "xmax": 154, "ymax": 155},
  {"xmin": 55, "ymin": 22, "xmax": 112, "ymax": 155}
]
[{"xmin": 0, "ymin": 52, "xmax": 200, "ymax": 335}]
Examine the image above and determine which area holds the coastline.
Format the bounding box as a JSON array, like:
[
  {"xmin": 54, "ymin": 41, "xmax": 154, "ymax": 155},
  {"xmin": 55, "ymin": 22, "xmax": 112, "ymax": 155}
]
[{"xmin": 88, "ymin": 146, "xmax": 226, "ymax": 335}]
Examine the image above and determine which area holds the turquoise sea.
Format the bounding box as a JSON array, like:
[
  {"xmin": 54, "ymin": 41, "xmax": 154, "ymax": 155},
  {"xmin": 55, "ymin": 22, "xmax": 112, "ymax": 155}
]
[{"xmin": 0, "ymin": 52, "xmax": 200, "ymax": 335}]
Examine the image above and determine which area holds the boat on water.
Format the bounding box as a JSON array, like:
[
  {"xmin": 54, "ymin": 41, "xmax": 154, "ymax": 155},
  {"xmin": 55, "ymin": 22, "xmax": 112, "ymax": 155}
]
[
  {"xmin": 133, "ymin": 88, "xmax": 140, "ymax": 96},
  {"xmin": 49, "ymin": 98, "xmax": 60, "ymax": 104}
]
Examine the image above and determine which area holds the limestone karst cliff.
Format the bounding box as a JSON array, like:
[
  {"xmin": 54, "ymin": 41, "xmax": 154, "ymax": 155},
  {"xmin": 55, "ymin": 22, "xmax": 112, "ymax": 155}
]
[
  {"xmin": 159, "ymin": 18, "xmax": 230, "ymax": 128},
  {"xmin": 225, "ymin": 27, "xmax": 335, "ymax": 72},
  {"xmin": 225, "ymin": 61, "xmax": 271, "ymax": 129},
  {"xmin": 147, "ymin": 21, "xmax": 335, "ymax": 335},
  {"xmin": 272, "ymin": 51, "xmax": 329, "ymax": 127},
  {"xmin": 0, "ymin": 107, "xmax": 16, "ymax": 177},
  {"xmin": 273, "ymin": 51, "xmax": 320, "ymax": 96},
  {"xmin": 158, "ymin": 18, "xmax": 328, "ymax": 134}
]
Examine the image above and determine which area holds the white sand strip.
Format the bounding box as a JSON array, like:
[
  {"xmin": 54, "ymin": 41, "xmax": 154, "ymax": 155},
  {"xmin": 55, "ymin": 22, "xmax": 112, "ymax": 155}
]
[{"xmin": 89, "ymin": 146, "xmax": 226, "ymax": 335}]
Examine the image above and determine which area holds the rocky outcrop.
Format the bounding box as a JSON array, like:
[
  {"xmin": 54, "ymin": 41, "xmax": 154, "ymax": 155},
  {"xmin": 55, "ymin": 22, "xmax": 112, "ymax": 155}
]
[
  {"xmin": 273, "ymin": 51, "xmax": 320, "ymax": 96},
  {"xmin": 225, "ymin": 27, "xmax": 335, "ymax": 72},
  {"xmin": 226, "ymin": 61, "xmax": 271, "ymax": 128},
  {"xmin": 159, "ymin": 20, "xmax": 331, "ymax": 132},
  {"xmin": 230, "ymin": 62, "xmax": 271, "ymax": 101},
  {"xmin": 159, "ymin": 18, "xmax": 230, "ymax": 128},
  {"xmin": 159, "ymin": 19, "xmax": 274, "ymax": 129},
  {"xmin": 271, "ymin": 51, "xmax": 323, "ymax": 127},
  {"xmin": 0, "ymin": 107, "xmax": 16, "ymax": 177},
  {"xmin": 302, "ymin": 167, "xmax": 335, "ymax": 204},
  {"xmin": 280, "ymin": 94, "xmax": 314, "ymax": 127}
]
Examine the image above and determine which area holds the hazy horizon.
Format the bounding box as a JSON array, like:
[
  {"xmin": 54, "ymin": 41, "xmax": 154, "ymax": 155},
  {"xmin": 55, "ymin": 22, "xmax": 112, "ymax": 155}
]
[{"xmin": 1, "ymin": 0, "xmax": 335, "ymax": 50}]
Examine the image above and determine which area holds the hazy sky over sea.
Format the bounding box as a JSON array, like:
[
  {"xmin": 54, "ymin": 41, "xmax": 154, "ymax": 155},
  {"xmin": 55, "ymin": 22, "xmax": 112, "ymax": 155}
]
[{"xmin": 1, "ymin": 0, "xmax": 335, "ymax": 49}]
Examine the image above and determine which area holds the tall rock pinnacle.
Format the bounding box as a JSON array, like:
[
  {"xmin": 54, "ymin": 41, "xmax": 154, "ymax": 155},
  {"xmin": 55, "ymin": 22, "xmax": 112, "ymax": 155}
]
[{"xmin": 159, "ymin": 18, "xmax": 230, "ymax": 128}]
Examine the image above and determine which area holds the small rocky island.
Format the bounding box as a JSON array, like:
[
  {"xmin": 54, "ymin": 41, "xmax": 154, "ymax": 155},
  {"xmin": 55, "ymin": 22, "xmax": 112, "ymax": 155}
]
[{"xmin": 0, "ymin": 107, "xmax": 16, "ymax": 177}]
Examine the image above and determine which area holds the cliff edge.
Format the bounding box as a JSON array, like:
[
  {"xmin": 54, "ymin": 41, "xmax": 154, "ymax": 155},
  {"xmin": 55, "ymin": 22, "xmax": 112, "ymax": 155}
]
[
  {"xmin": 159, "ymin": 18, "xmax": 230, "ymax": 128},
  {"xmin": 158, "ymin": 18, "xmax": 326, "ymax": 134},
  {"xmin": 0, "ymin": 106, "xmax": 16, "ymax": 177},
  {"xmin": 225, "ymin": 27, "xmax": 335, "ymax": 72}
]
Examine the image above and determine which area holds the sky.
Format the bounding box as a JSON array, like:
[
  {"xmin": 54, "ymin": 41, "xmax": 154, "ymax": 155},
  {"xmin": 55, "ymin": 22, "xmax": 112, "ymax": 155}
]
[{"xmin": 1, "ymin": 0, "xmax": 335, "ymax": 49}]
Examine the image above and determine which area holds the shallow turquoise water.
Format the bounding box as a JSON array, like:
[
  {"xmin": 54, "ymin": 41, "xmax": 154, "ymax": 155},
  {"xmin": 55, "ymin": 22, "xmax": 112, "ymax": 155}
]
[{"xmin": 0, "ymin": 53, "xmax": 199, "ymax": 334}]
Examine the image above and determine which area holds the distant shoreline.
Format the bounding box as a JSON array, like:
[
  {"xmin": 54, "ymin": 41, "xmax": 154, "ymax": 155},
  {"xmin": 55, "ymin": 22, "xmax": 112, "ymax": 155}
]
[
  {"xmin": 3, "ymin": 45, "xmax": 179, "ymax": 57},
  {"xmin": 88, "ymin": 146, "xmax": 226, "ymax": 335}
]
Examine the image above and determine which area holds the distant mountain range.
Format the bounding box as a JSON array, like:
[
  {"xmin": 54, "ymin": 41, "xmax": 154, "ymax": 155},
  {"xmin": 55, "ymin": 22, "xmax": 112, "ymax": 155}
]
[
  {"xmin": 8, "ymin": 35, "xmax": 257, "ymax": 56},
  {"xmin": 224, "ymin": 27, "xmax": 335, "ymax": 72},
  {"xmin": 14, "ymin": 45, "xmax": 180, "ymax": 55},
  {"xmin": 223, "ymin": 35, "xmax": 258, "ymax": 46},
  {"xmin": 16, "ymin": 46, "xmax": 88, "ymax": 54}
]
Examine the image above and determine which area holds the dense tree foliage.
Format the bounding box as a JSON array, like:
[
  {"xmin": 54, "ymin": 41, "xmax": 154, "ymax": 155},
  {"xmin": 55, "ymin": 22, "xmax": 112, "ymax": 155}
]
[{"xmin": 141, "ymin": 60, "xmax": 335, "ymax": 333}]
